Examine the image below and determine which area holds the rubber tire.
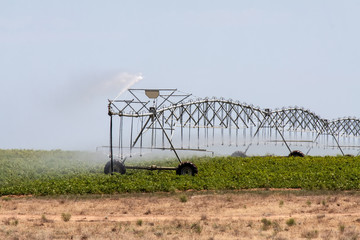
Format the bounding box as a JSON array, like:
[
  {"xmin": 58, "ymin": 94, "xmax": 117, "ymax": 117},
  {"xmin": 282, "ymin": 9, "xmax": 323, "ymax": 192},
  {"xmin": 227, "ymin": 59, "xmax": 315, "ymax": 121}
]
[
  {"xmin": 176, "ymin": 162, "xmax": 198, "ymax": 176},
  {"xmin": 231, "ymin": 151, "xmax": 247, "ymax": 158},
  {"xmin": 104, "ymin": 160, "xmax": 126, "ymax": 174},
  {"xmin": 288, "ymin": 150, "xmax": 305, "ymax": 157}
]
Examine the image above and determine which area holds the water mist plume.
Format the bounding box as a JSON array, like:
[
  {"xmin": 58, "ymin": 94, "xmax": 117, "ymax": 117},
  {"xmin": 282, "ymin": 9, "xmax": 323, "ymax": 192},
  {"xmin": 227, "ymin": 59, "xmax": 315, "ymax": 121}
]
[
  {"xmin": 111, "ymin": 72, "xmax": 143, "ymax": 102},
  {"xmin": 47, "ymin": 72, "xmax": 143, "ymax": 150}
]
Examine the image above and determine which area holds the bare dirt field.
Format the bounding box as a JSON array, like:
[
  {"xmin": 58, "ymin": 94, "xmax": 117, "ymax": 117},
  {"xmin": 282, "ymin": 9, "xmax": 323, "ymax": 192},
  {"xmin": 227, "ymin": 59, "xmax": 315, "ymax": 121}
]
[{"xmin": 1, "ymin": 191, "xmax": 360, "ymax": 240}]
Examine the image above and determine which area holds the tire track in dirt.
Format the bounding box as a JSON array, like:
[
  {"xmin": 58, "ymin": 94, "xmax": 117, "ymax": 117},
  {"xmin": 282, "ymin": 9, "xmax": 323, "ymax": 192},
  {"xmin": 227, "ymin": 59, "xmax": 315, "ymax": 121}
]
[{"xmin": 1, "ymin": 211, "xmax": 360, "ymax": 223}]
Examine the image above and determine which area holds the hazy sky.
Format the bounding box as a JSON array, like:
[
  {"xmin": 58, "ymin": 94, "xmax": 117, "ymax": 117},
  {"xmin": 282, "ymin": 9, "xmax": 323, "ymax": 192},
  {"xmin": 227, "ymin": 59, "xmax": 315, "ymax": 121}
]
[{"xmin": 1, "ymin": 1, "xmax": 359, "ymax": 150}]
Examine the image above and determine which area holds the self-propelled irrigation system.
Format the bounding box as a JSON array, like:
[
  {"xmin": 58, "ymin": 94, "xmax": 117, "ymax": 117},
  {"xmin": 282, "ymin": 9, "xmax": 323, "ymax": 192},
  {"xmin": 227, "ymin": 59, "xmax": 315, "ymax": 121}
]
[{"xmin": 103, "ymin": 89, "xmax": 360, "ymax": 175}]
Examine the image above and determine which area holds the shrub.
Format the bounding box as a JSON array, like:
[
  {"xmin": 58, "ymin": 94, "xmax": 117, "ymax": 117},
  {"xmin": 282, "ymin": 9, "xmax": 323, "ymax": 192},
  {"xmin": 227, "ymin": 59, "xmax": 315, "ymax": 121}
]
[
  {"xmin": 61, "ymin": 213, "xmax": 71, "ymax": 222},
  {"xmin": 286, "ymin": 218, "xmax": 295, "ymax": 227},
  {"xmin": 191, "ymin": 222, "xmax": 202, "ymax": 234},
  {"xmin": 261, "ymin": 218, "xmax": 272, "ymax": 230},
  {"xmin": 136, "ymin": 219, "xmax": 143, "ymax": 226},
  {"xmin": 301, "ymin": 230, "xmax": 319, "ymax": 239},
  {"xmin": 179, "ymin": 195, "xmax": 188, "ymax": 203}
]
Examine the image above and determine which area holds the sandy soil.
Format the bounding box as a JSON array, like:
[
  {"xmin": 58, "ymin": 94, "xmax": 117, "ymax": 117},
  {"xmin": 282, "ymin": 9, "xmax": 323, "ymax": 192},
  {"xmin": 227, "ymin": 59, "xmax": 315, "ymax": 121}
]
[{"xmin": 1, "ymin": 191, "xmax": 360, "ymax": 240}]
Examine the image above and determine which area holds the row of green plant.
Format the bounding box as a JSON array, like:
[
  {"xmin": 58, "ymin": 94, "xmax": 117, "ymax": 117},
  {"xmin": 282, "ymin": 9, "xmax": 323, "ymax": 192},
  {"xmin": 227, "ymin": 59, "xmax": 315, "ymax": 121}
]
[
  {"xmin": 0, "ymin": 149, "xmax": 104, "ymax": 188},
  {"xmin": 1, "ymin": 149, "xmax": 360, "ymax": 196}
]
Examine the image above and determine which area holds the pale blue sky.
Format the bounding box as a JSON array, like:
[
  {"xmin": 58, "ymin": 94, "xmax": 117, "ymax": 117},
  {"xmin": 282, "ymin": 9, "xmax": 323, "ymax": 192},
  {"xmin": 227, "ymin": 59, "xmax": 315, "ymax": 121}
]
[{"xmin": 1, "ymin": 1, "xmax": 359, "ymax": 150}]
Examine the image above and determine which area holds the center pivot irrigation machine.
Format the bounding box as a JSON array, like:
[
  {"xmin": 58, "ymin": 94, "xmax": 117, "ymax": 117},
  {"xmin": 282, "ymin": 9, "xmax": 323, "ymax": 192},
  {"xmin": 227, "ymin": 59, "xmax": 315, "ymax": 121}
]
[{"xmin": 103, "ymin": 89, "xmax": 360, "ymax": 175}]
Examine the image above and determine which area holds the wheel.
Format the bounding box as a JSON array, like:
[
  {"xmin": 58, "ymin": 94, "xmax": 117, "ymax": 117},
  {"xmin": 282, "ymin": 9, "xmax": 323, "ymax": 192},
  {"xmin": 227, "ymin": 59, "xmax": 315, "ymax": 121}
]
[
  {"xmin": 231, "ymin": 151, "xmax": 247, "ymax": 157},
  {"xmin": 176, "ymin": 162, "xmax": 198, "ymax": 176},
  {"xmin": 288, "ymin": 150, "xmax": 305, "ymax": 157},
  {"xmin": 104, "ymin": 160, "xmax": 126, "ymax": 174}
]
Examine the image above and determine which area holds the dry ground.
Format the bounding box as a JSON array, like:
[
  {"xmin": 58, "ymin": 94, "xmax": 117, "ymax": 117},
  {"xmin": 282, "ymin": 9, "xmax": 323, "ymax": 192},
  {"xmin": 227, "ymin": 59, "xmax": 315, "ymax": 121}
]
[{"xmin": 1, "ymin": 191, "xmax": 360, "ymax": 240}]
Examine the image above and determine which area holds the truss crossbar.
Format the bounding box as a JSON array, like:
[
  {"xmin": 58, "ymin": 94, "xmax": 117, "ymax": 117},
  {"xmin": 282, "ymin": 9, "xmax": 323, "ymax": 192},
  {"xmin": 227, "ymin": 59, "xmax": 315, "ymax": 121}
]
[{"xmin": 106, "ymin": 89, "xmax": 360, "ymax": 168}]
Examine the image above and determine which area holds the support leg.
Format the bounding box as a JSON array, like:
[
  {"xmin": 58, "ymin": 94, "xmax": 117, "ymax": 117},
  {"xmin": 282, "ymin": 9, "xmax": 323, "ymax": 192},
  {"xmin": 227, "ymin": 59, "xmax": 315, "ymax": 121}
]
[
  {"xmin": 109, "ymin": 115, "xmax": 114, "ymax": 174},
  {"xmin": 154, "ymin": 115, "xmax": 182, "ymax": 163}
]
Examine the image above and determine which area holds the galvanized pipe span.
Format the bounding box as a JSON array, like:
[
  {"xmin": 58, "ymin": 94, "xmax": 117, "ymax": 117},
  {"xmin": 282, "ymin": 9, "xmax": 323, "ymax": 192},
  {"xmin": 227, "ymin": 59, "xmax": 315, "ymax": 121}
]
[{"xmin": 106, "ymin": 89, "xmax": 360, "ymax": 165}]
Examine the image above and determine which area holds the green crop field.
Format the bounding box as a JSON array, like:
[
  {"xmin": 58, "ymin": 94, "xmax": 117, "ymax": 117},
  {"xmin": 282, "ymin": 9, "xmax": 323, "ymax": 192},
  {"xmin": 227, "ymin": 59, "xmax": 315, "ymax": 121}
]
[{"xmin": 1, "ymin": 149, "xmax": 360, "ymax": 196}]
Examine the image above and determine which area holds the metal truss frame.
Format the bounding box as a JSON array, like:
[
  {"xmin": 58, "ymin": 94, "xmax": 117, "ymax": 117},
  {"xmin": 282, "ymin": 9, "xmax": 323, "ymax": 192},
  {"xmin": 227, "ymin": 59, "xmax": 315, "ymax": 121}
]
[{"xmin": 106, "ymin": 89, "xmax": 360, "ymax": 173}]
